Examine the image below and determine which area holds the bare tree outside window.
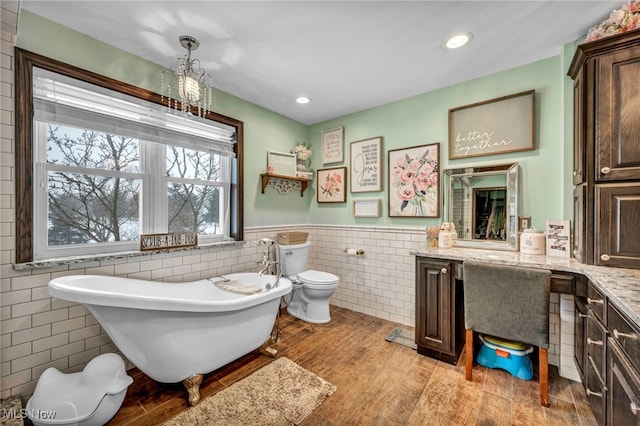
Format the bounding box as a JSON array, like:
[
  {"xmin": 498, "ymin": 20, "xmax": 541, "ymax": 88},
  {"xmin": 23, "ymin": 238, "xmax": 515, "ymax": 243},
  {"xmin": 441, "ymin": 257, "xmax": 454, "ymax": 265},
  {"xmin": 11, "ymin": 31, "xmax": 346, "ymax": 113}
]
[
  {"xmin": 46, "ymin": 124, "xmax": 141, "ymax": 246},
  {"xmin": 166, "ymin": 146, "xmax": 222, "ymax": 235}
]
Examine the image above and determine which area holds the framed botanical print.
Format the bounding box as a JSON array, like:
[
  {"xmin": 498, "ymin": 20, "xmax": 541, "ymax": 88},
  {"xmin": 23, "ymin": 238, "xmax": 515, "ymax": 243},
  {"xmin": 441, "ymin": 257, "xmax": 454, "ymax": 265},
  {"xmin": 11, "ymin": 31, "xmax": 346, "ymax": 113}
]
[
  {"xmin": 388, "ymin": 143, "xmax": 440, "ymax": 217},
  {"xmin": 317, "ymin": 167, "xmax": 347, "ymax": 203}
]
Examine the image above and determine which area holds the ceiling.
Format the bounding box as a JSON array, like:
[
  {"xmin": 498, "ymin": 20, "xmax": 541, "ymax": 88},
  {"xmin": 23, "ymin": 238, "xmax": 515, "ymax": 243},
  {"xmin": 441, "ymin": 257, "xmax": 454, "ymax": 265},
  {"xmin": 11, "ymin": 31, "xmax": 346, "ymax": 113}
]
[{"xmin": 19, "ymin": 1, "xmax": 618, "ymax": 125}]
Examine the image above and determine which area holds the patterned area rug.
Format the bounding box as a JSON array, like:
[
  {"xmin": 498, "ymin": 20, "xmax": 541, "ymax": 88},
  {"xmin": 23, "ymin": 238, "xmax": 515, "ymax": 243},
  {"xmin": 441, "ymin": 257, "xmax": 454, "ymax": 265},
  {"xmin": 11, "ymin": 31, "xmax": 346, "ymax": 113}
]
[{"xmin": 163, "ymin": 357, "xmax": 336, "ymax": 426}]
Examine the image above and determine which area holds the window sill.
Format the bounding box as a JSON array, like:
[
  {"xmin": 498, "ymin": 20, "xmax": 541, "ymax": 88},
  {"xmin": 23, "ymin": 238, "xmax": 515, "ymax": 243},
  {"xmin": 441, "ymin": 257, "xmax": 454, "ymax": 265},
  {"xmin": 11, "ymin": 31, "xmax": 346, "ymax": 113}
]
[{"xmin": 13, "ymin": 240, "xmax": 245, "ymax": 271}]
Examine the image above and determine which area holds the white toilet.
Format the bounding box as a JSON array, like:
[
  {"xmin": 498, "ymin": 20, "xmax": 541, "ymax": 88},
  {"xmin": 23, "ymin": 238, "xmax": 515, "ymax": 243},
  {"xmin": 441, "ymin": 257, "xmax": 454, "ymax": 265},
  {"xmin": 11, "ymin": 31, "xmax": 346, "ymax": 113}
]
[{"xmin": 278, "ymin": 242, "xmax": 339, "ymax": 323}]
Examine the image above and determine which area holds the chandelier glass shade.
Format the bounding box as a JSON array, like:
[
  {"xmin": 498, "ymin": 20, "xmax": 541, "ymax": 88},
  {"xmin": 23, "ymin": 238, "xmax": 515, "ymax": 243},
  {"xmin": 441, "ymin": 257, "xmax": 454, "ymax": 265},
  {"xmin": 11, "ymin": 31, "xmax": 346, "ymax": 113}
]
[{"xmin": 162, "ymin": 35, "xmax": 214, "ymax": 118}]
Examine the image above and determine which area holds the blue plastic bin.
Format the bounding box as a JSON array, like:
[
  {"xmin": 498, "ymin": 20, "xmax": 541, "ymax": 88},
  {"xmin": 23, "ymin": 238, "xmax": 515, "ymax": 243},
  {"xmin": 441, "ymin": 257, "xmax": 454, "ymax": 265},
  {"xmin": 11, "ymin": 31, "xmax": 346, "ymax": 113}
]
[{"xmin": 477, "ymin": 334, "xmax": 534, "ymax": 380}]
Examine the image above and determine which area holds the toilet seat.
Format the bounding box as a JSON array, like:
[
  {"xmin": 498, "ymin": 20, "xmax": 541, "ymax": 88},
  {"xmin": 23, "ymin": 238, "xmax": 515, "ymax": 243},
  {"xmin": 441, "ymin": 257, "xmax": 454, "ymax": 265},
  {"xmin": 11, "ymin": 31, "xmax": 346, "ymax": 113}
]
[{"xmin": 297, "ymin": 270, "xmax": 339, "ymax": 285}]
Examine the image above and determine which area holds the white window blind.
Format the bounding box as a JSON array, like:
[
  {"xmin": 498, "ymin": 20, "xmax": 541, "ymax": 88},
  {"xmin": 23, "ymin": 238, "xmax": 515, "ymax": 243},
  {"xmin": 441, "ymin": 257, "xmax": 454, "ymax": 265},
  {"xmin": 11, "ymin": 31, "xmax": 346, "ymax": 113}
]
[{"xmin": 33, "ymin": 67, "xmax": 236, "ymax": 157}]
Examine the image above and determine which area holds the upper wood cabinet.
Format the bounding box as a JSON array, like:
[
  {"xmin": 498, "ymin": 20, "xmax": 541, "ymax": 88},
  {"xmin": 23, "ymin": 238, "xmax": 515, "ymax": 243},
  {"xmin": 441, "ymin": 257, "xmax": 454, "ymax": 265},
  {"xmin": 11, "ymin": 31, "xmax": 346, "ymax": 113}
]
[
  {"xmin": 595, "ymin": 44, "xmax": 640, "ymax": 182},
  {"xmin": 569, "ymin": 29, "xmax": 640, "ymax": 184},
  {"xmin": 568, "ymin": 29, "xmax": 640, "ymax": 269}
]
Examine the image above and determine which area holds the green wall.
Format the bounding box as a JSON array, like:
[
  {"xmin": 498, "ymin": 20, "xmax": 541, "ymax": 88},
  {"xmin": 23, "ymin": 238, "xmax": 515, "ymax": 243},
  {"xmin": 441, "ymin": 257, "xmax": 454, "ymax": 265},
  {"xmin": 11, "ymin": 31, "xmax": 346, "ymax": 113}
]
[
  {"xmin": 18, "ymin": 10, "xmax": 575, "ymax": 231},
  {"xmin": 308, "ymin": 56, "xmax": 572, "ymax": 230}
]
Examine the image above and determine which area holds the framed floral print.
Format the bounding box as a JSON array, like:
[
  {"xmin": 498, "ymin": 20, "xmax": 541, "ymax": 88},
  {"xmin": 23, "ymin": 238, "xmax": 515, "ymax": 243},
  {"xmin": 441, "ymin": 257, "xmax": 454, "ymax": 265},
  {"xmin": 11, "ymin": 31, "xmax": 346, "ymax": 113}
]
[
  {"xmin": 388, "ymin": 143, "xmax": 440, "ymax": 217},
  {"xmin": 317, "ymin": 167, "xmax": 347, "ymax": 203}
]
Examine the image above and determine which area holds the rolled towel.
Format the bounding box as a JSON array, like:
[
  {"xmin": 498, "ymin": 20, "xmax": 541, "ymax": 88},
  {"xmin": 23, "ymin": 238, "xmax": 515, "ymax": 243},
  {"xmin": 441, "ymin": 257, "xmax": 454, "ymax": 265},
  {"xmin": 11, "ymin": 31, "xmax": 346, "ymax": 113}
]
[{"xmin": 214, "ymin": 280, "xmax": 262, "ymax": 295}]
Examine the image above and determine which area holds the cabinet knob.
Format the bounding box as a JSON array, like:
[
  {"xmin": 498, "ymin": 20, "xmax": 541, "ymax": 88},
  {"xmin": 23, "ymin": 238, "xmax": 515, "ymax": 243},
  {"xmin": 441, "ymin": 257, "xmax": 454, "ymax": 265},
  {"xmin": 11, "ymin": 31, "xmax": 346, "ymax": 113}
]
[
  {"xmin": 573, "ymin": 171, "xmax": 578, "ymax": 176},
  {"xmin": 601, "ymin": 166, "xmax": 611, "ymax": 174},
  {"xmin": 586, "ymin": 388, "xmax": 603, "ymax": 398},
  {"xmin": 600, "ymin": 254, "xmax": 610, "ymax": 261},
  {"xmin": 613, "ymin": 329, "xmax": 638, "ymax": 341},
  {"xmin": 587, "ymin": 297, "xmax": 604, "ymax": 305},
  {"xmin": 578, "ymin": 313, "xmax": 588, "ymax": 318},
  {"xmin": 441, "ymin": 268, "xmax": 448, "ymax": 274},
  {"xmin": 631, "ymin": 401, "xmax": 638, "ymax": 416}
]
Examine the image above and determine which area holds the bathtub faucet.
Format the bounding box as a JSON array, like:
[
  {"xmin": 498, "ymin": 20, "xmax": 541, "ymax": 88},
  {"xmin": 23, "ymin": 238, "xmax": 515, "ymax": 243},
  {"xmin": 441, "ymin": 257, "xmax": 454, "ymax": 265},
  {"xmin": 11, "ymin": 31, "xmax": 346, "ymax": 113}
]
[{"xmin": 255, "ymin": 239, "xmax": 281, "ymax": 289}]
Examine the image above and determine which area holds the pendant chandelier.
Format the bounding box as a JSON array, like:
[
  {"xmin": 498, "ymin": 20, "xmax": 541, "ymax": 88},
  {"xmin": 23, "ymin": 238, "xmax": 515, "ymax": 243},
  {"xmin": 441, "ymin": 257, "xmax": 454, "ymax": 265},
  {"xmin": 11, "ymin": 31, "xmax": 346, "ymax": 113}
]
[{"xmin": 161, "ymin": 35, "xmax": 214, "ymax": 118}]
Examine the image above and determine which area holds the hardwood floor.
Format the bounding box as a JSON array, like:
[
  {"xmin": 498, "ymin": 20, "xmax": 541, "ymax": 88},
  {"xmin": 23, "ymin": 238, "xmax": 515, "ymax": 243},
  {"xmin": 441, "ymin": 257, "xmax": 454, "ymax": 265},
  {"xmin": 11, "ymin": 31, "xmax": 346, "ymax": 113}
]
[{"xmin": 108, "ymin": 306, "xmax": 598, "ymax": 425}]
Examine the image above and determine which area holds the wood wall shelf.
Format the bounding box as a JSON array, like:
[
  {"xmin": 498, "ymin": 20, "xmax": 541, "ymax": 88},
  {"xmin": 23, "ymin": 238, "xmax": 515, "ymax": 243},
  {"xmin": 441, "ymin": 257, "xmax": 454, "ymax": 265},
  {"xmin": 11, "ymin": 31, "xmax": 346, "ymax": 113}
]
[{"xmin": 260, "ymin": 173, "xmax": 310, "ymax": 197}]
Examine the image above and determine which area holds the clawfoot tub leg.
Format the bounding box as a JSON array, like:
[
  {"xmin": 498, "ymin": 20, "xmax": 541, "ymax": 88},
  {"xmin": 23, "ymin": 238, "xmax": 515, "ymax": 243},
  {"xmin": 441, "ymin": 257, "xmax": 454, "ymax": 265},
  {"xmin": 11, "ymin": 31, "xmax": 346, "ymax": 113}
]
[
  {"xmin": 260, "ymin": 339, "xmax": 278, "ymax": 358},
  {"xmin": 182, "ymin": 374, "xmax": 203, "ymax": 406},
  {"xmin": 260, "ymin": 313, "xmax": 281, "ymax": 358}
]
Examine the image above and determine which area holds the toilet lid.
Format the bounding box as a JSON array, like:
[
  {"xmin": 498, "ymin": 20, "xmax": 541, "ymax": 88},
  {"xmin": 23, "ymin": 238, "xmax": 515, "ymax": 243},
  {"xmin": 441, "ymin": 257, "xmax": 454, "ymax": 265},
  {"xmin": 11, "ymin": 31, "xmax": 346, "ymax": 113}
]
[{"xmin": 297, "ymin": 270, "xmax": 339, "ymax": 285}]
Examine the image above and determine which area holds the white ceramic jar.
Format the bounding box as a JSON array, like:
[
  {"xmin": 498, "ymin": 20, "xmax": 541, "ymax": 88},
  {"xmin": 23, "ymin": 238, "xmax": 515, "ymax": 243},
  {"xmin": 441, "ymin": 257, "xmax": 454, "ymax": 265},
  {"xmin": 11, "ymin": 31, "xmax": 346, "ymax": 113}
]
[
  {"xmin": 520, "ymin": 228, "xmax": 546, "ymax": 255},
  {"xmin": 438, "ymin": 231, "xmax": 454, "ymax": 248}
]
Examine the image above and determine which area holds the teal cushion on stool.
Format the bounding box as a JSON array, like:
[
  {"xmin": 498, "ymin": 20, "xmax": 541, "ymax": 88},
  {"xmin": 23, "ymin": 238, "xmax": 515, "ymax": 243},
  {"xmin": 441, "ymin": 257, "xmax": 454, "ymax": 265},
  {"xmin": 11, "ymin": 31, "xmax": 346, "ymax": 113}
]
[{"xmin": 477, "ymin": 335, "xmax": 534, "ymax": 380}]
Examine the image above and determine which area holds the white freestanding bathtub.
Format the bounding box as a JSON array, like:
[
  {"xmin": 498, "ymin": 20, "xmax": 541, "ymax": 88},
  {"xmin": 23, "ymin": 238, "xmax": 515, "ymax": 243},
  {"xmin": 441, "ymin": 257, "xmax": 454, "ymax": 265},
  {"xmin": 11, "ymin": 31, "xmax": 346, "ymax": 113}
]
[{"xmin": 48, "ymin": 273, "xmax": 292, "ymax": 405}]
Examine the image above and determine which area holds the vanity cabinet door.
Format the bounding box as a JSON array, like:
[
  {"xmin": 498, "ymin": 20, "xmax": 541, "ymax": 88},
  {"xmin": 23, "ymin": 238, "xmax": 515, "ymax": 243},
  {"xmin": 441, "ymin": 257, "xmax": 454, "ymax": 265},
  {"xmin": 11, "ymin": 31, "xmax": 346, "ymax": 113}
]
[
  {"xmin": 595, "ymin": 183, "xmax": 640, "ymax": 269},
  {"xmin": 586, "ymin": 353, "xmax": 608, "ymax": 426},
  {"xmin": 595, "ymin": 44, "xmax": 640, "ymax": 183},
  {"xmin": 607, "ymin": 302, "xmax": 640, "ymax": 426},
  {"xmin": 608, "ymin": 339, "xmax": 640, "ymax": 426},
  {"xmin": 573, "ymin": 184, "xmax": 593, "ymax": 265},
  {"xmin": 575, "ymin": 296, "xmax": 587, "ymax": 381},
  {"xmin": 415, "ymin": 258, "xmax": 457, "ymax": 364},
  {"xmin": 584, "ymin": 281, "xmax": 608, "ymax": 424}
]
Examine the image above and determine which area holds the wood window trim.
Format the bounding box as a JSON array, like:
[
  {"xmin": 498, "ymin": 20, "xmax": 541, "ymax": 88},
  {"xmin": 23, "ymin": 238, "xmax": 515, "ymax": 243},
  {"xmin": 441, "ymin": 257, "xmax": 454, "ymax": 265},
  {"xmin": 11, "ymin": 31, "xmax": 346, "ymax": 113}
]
[{"xmin": 14, "ymin": 48, "xmax": 244, "ymax": 264}]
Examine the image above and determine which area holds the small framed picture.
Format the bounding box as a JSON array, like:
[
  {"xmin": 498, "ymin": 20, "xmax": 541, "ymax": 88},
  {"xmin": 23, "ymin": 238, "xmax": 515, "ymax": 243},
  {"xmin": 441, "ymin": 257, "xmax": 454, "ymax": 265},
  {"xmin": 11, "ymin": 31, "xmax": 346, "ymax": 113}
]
[
  {"xmin": 267, "ymin": 151, "xmax": 297, "ymax": 177},
  {"xmin": 321, "ymin": 127, "xmax": 344, "ymax": 164},
  {"xmin": 518, "ymin": 216, "xmax": 531, "ymax": 231},
  {"xmin": 353, "ymin": 199, "xmax": 381, "ymax": 217},
  {"xmin": 546, "ymin": 219, "xmax": 570, "ymax": 258},
  {"xmin": 350, "ymin": 136, "xmax": 383, "ymax": 193},
  {"xmin": 317, "ymin": 167, "xmax": 347, "ymax": 203}
]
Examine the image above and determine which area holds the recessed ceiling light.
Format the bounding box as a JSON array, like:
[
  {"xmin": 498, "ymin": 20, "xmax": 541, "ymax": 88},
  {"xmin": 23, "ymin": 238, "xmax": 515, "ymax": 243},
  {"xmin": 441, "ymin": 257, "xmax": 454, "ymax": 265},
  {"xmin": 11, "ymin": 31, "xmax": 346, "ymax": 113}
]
[
  {"xmin": 296, "ymin": 96, "xmax": 310, "ymax": 104},
  {"xmin": 445, "ymin": 32, "xmax": 473, "ymax": 49}
]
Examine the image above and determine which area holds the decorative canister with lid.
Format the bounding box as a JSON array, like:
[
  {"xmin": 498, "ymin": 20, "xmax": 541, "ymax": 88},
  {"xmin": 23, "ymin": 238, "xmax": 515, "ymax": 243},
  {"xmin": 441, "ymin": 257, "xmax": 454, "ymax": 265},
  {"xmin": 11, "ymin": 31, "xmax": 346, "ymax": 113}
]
[{"xmin": 520, "ymin": 227, "xmax": 546, "ymax": 255}]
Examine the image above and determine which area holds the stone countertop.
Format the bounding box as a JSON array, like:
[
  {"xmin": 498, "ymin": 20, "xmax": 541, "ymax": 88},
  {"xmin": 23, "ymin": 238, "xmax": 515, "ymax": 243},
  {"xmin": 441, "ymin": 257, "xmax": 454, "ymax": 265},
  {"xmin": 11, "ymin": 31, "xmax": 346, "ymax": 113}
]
[{"xmin": 411, "ymin": 245, "xmax": 640, "ymax": 328}]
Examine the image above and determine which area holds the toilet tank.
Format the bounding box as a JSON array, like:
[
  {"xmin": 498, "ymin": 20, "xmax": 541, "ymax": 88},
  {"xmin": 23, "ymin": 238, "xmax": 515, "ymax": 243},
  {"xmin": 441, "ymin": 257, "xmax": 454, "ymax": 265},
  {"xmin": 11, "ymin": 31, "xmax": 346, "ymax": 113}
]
[{"xmin": 278, "ymin": 242, "xmax": 310, "ymax": 276}]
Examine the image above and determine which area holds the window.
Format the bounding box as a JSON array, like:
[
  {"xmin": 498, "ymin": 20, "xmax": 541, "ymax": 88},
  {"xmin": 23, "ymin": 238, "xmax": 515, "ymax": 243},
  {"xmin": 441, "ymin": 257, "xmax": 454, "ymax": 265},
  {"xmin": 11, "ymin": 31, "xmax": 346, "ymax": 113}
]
[{"xmin": 15, "ymin": 49, "xmax": 244, "ymax": 263}]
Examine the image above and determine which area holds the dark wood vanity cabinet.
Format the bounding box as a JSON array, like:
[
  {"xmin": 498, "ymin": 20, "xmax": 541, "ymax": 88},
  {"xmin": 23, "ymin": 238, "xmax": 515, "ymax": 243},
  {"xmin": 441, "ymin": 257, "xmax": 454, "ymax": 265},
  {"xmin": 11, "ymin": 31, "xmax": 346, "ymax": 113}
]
[
  {"xmin": 575, "ymin": 276, "xmax": 588, "ymax": 382},
  {"xmin": 569, "ymin": 29, "xmax": 640, "ymax": 270},
  {"xmin": 575, "ymin": 280, "xmax": 640, "ymax": 426},
  {"xmin": 585, "ymin": 283, "xmax": 608, "ymax": 425},
  {"xmin": 607, "ymin": 303, "xmax": 640, "ymax": 426},
  {"xmin": 414, "ymin": 259, "xmax": 575, "ymax": 366},
  {"xmin": 415, "ymin": 257, "xmax": 463, "ymax": 365},
  {"xmin": 608, "ymin": 342, "xmax": 640, "ymax": 426}
]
